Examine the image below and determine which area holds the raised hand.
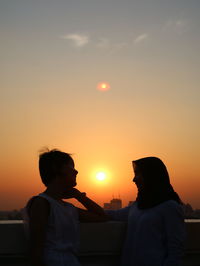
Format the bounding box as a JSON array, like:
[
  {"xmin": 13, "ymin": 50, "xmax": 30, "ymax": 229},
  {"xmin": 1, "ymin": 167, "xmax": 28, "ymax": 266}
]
[{"xmin": 62, "ymin": 188, "xmax": 86, "ymax": 199}]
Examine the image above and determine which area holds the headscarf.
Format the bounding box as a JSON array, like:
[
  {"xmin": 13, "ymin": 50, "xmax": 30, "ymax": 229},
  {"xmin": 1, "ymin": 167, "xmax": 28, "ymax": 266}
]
[{"xmin": 132, "ymin": 157, "xmax": 181, "ymax": 209}]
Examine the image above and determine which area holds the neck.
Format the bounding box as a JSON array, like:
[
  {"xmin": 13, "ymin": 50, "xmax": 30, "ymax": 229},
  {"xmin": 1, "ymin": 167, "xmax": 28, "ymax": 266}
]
[{"xmin": 44, "ymin": 185, "xmax": 64, "ymax": 200}]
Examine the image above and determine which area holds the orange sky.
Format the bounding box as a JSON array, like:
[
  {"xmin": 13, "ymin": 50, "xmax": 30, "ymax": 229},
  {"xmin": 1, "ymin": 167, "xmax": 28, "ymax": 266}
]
[
  {"xmin": 0, "ymin": 141, "xmax": 200, "ymax": 210},
  {"xmin": 1, "ymin": 1, "xmax": 200, "ymax": 210}
]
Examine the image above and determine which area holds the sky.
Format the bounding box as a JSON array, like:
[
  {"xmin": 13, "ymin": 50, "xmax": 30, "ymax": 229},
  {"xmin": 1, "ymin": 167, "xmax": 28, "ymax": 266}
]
[{"xmin": 0, "ymin": 0, "xmax": 200, "ymax": 210}]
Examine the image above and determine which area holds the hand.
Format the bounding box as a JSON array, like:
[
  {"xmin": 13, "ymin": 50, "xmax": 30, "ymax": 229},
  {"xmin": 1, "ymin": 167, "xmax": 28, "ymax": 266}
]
[{"xmin": 62, "ymin": 188, "xmax": 86, "ymax": 200}]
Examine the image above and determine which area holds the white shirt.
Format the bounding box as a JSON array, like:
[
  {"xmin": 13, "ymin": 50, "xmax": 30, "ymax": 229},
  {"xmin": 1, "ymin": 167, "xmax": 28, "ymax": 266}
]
[
  {"xmin": 24, "ymin": 193, "xmax": 81, "ymax": 266},
  {"xmin": 106, "ymin": 200, "xmax": 185, "ymax": 266}
]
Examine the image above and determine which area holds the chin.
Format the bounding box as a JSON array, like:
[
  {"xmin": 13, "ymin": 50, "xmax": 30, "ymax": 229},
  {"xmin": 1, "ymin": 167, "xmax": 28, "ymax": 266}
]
[{"xmin": 72, "ymin": 182, "xmax": 77, "ymax": 187}]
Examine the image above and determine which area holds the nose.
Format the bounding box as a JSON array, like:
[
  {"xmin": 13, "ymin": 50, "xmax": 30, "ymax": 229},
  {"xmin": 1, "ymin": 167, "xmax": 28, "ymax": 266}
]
[{"xmin": 75, "ymin": 169, "xmax": 78, "ymax": 175}]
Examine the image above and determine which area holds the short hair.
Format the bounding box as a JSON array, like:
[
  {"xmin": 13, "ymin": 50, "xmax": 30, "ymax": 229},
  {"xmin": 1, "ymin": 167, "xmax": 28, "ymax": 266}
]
[{"xmin": 39, "ymin": 149, "xmax": 73, "ymax": 186}]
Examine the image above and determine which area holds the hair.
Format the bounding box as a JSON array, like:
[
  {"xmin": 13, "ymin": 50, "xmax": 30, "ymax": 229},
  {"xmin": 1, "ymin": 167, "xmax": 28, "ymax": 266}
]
[
  {"xmin": 39, "ymin": 148, "xmax": 73, "ymax": 187},
  {"xmin": 132, "ymin": 157, "xmax": 182, "ymax": 209}
]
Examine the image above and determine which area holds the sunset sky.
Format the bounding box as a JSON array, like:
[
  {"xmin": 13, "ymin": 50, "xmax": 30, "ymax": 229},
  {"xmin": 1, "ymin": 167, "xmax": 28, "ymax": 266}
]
[{"xmin": 1, "ymin": 0, "xmax": 200, "ymax": 210}]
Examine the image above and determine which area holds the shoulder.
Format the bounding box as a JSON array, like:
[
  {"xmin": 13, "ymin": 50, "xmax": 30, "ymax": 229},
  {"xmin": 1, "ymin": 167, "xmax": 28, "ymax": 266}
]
[
  {"xmin": 27, "ymin": 197, "xmax": 51, "ymax": 233},
  {"xmin": 158, "ymin": 200, "xmax": 184, "ymax": 217},
  {"xmin": 161, "ymin": 200, "xmax": 182, "ymax": 209},
  {"xmin": 27, "ymin": 196, "xmax": 50, "ymax": 217},
  {"xmin": 29, "ymin": 195, "xmax": 49, "ymax": 207}
]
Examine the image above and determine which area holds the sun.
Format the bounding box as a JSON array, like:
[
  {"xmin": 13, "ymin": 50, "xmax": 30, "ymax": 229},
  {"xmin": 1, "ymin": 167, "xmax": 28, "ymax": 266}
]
[
  {"xmin": 97, "ymin": 82, "xmax": 111, "ymax": 91},
  {"xmin": 96, "ymin": 172, "xmax": 106, "ymax": 181},
  {"xmin": 101, "ymin": 83, "xmax": 107, "ymax": 89}
]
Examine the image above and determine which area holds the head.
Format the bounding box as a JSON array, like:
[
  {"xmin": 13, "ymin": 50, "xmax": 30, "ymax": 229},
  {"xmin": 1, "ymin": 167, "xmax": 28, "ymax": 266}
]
[
  {"xmin": 39, "ymin": 149, "xmax": 78, "ymax": 188},
  {"xmin": 132, "ymin": 157, "xmax": 181, "ymax": 208},
  {"xmin": 132, "ymin": 157, "xmax": 170, "ymax": 192}
]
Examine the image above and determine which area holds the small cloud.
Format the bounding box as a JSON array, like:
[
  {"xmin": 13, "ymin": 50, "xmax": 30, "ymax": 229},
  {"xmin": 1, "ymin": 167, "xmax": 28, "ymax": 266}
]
[
  {"xmin": 61, "ymin": 33, "xmax": 89, "ymax": 47},
  {"xmin": 134, "ymin": 33, "xmax": 148, "ymax": 44}
]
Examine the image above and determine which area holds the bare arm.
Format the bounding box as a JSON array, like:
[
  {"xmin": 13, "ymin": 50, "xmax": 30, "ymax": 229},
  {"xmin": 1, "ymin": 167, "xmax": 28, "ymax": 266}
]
[
  {"xmin": 75, "ymin": 191, "xmax": 105, "ymax": 215},
  {"xmin": 28, "ymin": 197, "xmax": 50, "ymax": 266},
  {"xmin": 77, "ymin": 208, "xmax": 109, "ymax": 222},
  {"xmin": 63, "ymin": 188, "xmax": 108, "ymax": 222}
]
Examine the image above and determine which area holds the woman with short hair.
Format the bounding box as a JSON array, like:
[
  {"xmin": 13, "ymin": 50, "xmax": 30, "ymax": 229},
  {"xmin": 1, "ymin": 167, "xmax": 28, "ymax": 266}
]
[{"xmin": 23, "ymin": 149, "xmax": 107, "ymax": 266}]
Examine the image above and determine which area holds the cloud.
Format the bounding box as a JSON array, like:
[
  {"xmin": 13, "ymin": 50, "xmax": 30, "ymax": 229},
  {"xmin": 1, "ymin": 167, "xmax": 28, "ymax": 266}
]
[
  {"xmin": 61, "ymin": 34, "xmax": 89, "ymax": 47},
  {"xmin": 134, "ymin": 33, "xmax": 148, "ymax": 44}
]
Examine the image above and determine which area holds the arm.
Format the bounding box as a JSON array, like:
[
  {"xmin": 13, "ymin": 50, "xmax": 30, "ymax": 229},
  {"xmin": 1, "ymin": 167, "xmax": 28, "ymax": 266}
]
[
  {"xmin": 75, "ymin": 191, "xmax": 105, "ymax": 216},
  {"xmin": 77, "ymin": 207, "xmax": 109, "ymax": 222},
  {"xmin": 63, "ymin": 188, "xmax": 108, "ymax": 222},
  {"xmin": 162, "ymin": 202, "xmax": 186, "ymax": 266},
  {"xmin": 105, "ymin": 206, "xmax": 130, "ymax": 221},
  {"xmin": 28, "ymin": 197, "xmax": 50, "ymax": 266}
]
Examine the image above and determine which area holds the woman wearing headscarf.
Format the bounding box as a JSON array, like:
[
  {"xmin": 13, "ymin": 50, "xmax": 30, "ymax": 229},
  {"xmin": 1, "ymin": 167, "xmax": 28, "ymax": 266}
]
[{"xmin": 105, "ymin": 157, "xmax": 185, "ymax": 266}]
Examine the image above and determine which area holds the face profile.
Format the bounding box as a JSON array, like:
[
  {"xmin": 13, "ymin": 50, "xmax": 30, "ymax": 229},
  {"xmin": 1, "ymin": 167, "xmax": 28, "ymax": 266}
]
[
  {"xmin": 133, "ymin": 166, "xmax": 145, "ymax": 192},
  {"xmin": 58, "ymin": 160, "xmax": 78, "ymax": 188}
]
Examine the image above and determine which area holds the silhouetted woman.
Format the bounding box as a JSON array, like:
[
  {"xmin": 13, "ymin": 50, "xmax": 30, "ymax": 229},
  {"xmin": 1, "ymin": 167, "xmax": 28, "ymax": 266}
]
[
  {"xmin": 23, "ymin": 149, "xmax": 107, "ymax": 266},
  {"xmin": 106, "ymin": 157, "xmax": 185, "ymax": 266}
]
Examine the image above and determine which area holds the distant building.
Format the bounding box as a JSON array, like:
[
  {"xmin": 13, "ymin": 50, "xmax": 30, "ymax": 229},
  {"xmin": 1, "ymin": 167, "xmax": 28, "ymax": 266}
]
[
  {"xmin": 183, "ymin": 203, "xmax": 195, "ymax": 218},
  {"xmin": 103, "ymin": 198, "xmax": 122, "ymax": 210},
  {"xmin": 0, "ymin": 210, "xmax": 22, "ymax": 220},
  {"xmin": 193, "ymin": 209, "xmax": 200, "ymax": 218},
  {"xmin": 103, "ymin": 203, "xmax": 111, "ymax": 210},
  {"xmin": 128, "ymin": 201, "xmax": 135, "ymax": 206}
]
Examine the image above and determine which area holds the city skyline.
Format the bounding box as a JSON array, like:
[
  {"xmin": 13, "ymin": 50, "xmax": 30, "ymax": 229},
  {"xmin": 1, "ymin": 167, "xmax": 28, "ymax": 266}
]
[
  {"xmin": 0, "ymin": 200, "xmax": 200, "ymax": 221},
  {"xmin": 0, "ymin": 197, "xmax": 199, "ymax": 213}
]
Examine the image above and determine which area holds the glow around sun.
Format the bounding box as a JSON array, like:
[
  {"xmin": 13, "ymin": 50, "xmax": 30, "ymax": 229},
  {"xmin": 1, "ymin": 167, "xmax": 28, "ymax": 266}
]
[
  {"xmin": 96, "ymin": 172, "xmax": 106, "ymax": 181},
  {"xmin": 97, "ymin": 82, "xmax": 111, "ymax": 91}
]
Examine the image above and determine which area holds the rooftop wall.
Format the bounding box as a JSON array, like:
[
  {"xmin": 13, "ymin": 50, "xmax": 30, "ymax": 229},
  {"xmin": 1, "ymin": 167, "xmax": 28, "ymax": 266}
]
[{"xmin": 0, "ymin": 221, "xmax": 199, "ymax": 266}]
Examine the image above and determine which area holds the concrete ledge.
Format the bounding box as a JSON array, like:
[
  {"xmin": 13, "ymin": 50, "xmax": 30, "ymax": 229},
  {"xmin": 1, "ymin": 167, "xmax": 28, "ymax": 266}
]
[{"xmin": 0, "ymin": 221, "xmax": 199, "ymax": 266}]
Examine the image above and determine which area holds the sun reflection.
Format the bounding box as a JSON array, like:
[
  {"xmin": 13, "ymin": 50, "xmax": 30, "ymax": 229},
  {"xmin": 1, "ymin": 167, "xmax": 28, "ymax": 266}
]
[{"xmin": 97, "ymin": 82, "xmax": 111, "ymax": 91}]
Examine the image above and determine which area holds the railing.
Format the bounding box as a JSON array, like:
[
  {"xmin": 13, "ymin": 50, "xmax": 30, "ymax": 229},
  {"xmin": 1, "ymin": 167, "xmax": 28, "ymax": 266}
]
[{"xmin": 0, "ymin": 221, "xmax": 199, "ymax": 266}]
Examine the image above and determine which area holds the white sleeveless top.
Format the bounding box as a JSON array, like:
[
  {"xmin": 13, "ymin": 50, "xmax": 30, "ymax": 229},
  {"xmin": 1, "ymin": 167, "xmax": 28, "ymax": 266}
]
[{"xmin": 24, "ymin": 193, "xmax": 81, "ymax": 266}]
